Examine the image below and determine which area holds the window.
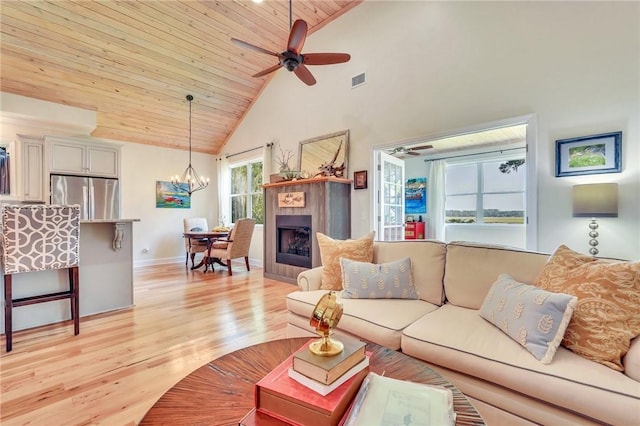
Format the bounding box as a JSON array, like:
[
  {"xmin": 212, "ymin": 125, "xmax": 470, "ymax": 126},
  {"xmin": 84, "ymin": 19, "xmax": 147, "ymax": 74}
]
[
  {"xmin": 445, "ymin": 155, "xmax": 526, "ymax": 225},
  {"xmin": 229, "ymin": 159, "xmax": 263, "ymax": 224}
]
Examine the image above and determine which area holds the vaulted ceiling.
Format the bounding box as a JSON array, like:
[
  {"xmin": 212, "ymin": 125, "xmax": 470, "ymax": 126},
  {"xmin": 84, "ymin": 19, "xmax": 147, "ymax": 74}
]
[{"xmin": 0, "ymin": 0, "xmax": 362, "ymax": 155}]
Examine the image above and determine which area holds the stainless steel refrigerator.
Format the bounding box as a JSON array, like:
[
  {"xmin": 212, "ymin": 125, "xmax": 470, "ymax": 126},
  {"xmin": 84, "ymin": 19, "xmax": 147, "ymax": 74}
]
[{"xmin": 50, "ymin": 174, "xmax": 120, "ymax": 220}]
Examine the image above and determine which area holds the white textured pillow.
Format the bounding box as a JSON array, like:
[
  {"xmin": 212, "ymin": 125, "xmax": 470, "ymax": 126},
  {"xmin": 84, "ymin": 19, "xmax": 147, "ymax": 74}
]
[
  {"xmin": 341, "ymin": 257, "xmax": 418, "ymax": 300},
  {"xmin": 480, "ymin": 274, "xmax": 577, "ymax": 364}
]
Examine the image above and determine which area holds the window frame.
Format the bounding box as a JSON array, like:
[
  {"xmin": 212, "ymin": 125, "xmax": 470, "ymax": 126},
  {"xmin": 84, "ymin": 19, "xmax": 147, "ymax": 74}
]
[
  {"xmin": 228, "ymin": 157, "xmax": 264, "ymax": 225},
  {"xmin": 445, "ymin": 152, "xmax": 526, "ymax": 226}
]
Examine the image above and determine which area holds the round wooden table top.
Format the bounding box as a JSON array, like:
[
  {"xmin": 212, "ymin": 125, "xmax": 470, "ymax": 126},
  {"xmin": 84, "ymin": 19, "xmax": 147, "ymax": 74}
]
[{"xmin": 140, "ymin": 337, "xmax": 485, "ymax": 425}]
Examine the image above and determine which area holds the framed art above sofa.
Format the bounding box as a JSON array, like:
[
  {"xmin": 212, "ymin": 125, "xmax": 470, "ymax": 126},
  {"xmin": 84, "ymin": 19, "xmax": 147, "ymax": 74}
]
[{"xmin": 555, "ymin": 131, "xmax": 622, "ymax": 177}]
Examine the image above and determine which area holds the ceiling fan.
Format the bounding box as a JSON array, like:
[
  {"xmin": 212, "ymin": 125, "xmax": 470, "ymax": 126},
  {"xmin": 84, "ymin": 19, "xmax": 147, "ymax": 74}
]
[
  {"xmin": 387, "ymin": 145, "xmax": 434, "ymax": 156},
  {"xmin": 230, "ymin": 1, "xmax": 351, "ymax": 86}
]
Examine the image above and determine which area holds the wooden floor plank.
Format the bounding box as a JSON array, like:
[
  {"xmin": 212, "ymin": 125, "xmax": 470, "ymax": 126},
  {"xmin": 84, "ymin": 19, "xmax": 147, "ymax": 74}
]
[{"xmin": 0, "ymin": 263, "xmax": 297, "ymax": 425}]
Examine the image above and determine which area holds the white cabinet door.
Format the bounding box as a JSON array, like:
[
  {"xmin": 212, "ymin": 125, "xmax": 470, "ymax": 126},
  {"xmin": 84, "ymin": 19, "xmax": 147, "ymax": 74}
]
[
  {"xmin": 48, "ymin": 138, "xmax": 120, "ymax": 178},
  {"xmin": 50, "ymin": 141, "xmax": 86, "ymax": 174},
  {"xmin": 87, "ymin": 146, "xmax": 118, "ymax": 177},
  {"xmin": 22, "ymin": 138, "xmax": 44, "ymax": 201}
]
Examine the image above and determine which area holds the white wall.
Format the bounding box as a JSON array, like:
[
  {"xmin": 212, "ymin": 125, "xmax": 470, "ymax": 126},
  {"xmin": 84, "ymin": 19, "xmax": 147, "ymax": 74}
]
[{"xmin": 225, "ymin": 0, "xmax": 640, "ymax": 260}]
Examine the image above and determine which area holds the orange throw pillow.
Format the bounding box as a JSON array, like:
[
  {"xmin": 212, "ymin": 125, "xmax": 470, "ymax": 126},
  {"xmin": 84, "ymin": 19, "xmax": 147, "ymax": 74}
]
[
  {"xmin": 534, "ymin": 245, "xmax": 640, "ymax": 371},
  {"xmin": 317, "ymin": 231, "xmax": 375, "ymax": 291}
]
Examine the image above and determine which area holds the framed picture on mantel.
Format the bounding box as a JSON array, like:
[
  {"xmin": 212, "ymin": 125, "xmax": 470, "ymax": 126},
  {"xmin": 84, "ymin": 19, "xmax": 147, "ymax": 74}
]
[{"xmin": 277, "ymin": 192, "xmax": 305, "ymax": 208}]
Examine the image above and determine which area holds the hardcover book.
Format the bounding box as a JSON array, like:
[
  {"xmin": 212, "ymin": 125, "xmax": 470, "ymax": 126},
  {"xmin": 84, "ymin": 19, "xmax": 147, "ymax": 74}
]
[
  {"xmin": 292, "ymin": 335, "xmax": 366, "ymax": 385},
  {"xmin": 255, "ymin": 340, "xmax": 367, "ymax": 426},
  {"xmin": 288, "ymin": 355, "xmax": 370, "ymax": 396},
  {"xmin": 238, "ymin": 408, "xmax": 289, "ymax": 426}
]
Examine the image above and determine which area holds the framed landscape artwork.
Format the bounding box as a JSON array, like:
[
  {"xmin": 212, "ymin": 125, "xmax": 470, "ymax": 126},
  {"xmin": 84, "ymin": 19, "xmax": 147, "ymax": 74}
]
[
  {"xmin": 156, "ymin": 181, "xmax": 190, "ymax": 208},
  {"xmin": 555, "ymin": 131, "xmax": 622, "ymax": 177}
]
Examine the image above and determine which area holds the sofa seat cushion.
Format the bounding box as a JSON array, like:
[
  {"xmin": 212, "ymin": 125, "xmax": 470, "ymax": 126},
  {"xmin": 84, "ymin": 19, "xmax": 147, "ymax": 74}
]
[
  {"xmin": 286, "ymin": 290, "xmax": 439, "ymax": 350},
  {"xmin": 401, "ymin": 304, "xmax": 640, "ymax": 426}
]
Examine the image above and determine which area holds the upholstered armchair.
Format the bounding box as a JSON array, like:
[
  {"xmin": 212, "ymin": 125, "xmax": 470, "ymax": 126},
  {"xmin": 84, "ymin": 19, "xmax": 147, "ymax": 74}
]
[
  {"xmin": 183, "ymin": 217, "xmax": 209, "ymax": 268},
  {"xmin": 209, "ymin": 218, "xmax": 256, "ymax": 275}
]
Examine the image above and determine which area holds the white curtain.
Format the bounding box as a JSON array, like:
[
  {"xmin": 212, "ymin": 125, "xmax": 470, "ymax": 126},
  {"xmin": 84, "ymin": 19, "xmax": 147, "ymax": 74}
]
[
  {"xmin": 262, "ymin": 144, "xmax": 272, "ymax": 184},
  {"xmin": 217, "ymin": 156, "xmax": 230, "ymax": 226},
  {"xmin": 427, "ymin": 159, "xmax": 446, "ymax": 241}
]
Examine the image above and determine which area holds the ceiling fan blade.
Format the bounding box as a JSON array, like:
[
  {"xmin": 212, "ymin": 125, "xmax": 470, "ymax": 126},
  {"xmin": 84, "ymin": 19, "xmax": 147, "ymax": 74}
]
[
  {"xmin": 287, "ymin": 19, "xmax": 308, "ymax": 55},
  {"xmin": 410, "ymin": 145, "xmax": 434, "ymax": 151},
  {"xmin": 303, "ymin": 53, "xmax": 351, "ymax": 65},
  {"xmin": 407, "ymin": 151, "xmax": 420, "ymax": 156},
  {"xmin": 294, "ymin": 64, "xmax": 316, "ymax": 86},
  {"xmin": 252, "ymin": 63, "xmax": 282, "ymax": 78},
  {"xmin": 231, "ymin": 38, "xmax": 279, "ymax": 57}
]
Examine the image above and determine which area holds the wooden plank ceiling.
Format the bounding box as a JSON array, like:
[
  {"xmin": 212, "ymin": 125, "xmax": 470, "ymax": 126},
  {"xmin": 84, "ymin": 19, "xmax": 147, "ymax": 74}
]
[{"xmin": 0, "ymin": 0, "xmax": 362, "ymax": 155}]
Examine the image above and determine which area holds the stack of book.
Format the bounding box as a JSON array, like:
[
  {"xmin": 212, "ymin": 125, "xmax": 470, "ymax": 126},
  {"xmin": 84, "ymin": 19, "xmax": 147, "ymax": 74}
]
[
  {"xmin": 244, "ymin": 337, "xmax": 369, "ymax": 426},
  {"xmin": 289, "ymin": 336, "xmax": 369, "ymax": 396}
]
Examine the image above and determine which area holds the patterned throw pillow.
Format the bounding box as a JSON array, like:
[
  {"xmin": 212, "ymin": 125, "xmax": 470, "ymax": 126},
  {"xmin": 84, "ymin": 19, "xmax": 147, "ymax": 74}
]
[
  {"xmin": 317, "ymin": 231, "xmax": 375, "ymax": 291},
  {"xmin": 341, "ymin": 257, "xmax": 418, "ymax": 300},
  {"xmin": 534, "ymin": 245, "xmax": 640, "ymax": 371},
  {"xmin": 480, "ymin": 274, "xmax": 577, "ymax": 363}
]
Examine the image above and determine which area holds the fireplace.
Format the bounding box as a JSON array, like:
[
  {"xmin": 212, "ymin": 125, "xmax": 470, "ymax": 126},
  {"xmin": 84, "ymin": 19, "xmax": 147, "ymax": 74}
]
[{"xmin": 276, "ymin": 215, "xmax": 312, "ymax": 268}]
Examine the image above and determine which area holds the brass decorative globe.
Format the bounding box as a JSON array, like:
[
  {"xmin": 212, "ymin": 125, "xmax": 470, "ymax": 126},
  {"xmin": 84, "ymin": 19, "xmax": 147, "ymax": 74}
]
[{"xmin": 309, "ymin": 291, "xmax": 344, "ymax": 356}]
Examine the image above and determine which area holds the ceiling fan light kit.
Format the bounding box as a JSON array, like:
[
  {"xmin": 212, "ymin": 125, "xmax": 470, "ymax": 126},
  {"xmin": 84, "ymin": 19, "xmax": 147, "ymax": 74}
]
[
  {"xmin": 231, "ymin": 1, "xmax": 351, "ymax": 86},
  {"xmin": 388, "ymin": 145, "xmax": 434, "ymax": 156}
]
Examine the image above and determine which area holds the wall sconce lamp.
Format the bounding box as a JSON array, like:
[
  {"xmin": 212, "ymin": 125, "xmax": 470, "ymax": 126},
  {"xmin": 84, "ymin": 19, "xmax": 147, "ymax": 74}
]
[{"xmin": 572, "ymin": 183, "xmax": 618, "ymax": 256}]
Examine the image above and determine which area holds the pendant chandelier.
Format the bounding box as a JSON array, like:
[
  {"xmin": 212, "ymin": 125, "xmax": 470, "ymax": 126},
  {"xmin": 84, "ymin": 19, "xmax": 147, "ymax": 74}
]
[{"xmin": 171, "ymin": 94, "xmax": 209, "ymax": 196}]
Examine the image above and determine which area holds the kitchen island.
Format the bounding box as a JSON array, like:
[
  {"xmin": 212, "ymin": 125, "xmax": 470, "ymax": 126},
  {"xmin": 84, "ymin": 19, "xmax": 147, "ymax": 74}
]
[{"xmin": 1, "ymin": 219, "xmax": 139, "ymax": 334}]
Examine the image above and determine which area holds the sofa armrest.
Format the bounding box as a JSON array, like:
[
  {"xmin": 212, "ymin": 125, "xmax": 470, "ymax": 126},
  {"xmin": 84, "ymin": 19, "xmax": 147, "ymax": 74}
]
[
  {"xmin": 297, "ymin": 267, "xmax": 324, "ymax": 291},
  {"xmin": 623, "ymin": 336, "xmax": 640, "ymax": 382}
]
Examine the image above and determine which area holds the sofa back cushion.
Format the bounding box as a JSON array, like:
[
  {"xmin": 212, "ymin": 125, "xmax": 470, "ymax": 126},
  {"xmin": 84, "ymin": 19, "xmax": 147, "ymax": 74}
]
[
  {"xmin": 444, "ymin": 241, "xmax": 549, "ymax": 309},
  {"xmin": 373, "ymin": 240, "xmax": 447, "ymax": 305}
]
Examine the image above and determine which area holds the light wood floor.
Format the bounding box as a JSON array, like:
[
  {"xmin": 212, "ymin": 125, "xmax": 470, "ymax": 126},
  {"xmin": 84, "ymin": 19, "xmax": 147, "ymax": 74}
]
[{"xmin": 0, "ymin": 262, "xmax": 297, "ymax": 425}]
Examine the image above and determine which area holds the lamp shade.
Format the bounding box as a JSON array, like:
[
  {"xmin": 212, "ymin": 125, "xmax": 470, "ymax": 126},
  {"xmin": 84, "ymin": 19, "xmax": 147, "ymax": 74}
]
[{"xmin": 572, "ymin": 183, "xmax": 618, "ymax": 217}]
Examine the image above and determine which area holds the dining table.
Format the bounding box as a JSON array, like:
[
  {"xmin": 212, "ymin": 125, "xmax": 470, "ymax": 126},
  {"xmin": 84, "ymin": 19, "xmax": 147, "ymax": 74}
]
[{"xmin": 182, "ymin": 230, "xmax": 229, "ymax": 272}]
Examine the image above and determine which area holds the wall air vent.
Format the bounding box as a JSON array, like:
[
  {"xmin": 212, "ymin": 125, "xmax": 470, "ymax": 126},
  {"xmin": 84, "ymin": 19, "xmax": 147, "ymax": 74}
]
[{"xmin": 351, "ymin": 72, "xmax": 366, "ymax": 88}]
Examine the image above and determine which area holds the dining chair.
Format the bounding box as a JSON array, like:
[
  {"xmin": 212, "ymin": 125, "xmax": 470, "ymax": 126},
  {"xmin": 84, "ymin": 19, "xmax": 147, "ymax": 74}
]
[
  {"xmin": 209, "ymin": 218, "xmax": 256, "ymax": 275},
  {"xmin": 183, "ymin": 217, "xmax": 209, "ymax": 268},
  {"xmin": 2, "ymin": 204, "xmax": 80, "ymax": 352}
]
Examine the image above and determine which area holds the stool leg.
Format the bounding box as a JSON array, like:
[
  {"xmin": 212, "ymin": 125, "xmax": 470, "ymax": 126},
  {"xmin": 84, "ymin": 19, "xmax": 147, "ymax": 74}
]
[
  {"xmin": 4, "ymin": 274, "xmax": 13, "ymax": 352},
  {"xmin": 69, "ymin": 267, "xmax": 80, "ymax": 335}
]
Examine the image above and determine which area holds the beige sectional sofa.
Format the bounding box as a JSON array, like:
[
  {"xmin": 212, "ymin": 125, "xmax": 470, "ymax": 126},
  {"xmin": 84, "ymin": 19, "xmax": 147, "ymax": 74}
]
[{"xmin": 285, "ymin": 240, "xmax": 640, "ymax": 425}]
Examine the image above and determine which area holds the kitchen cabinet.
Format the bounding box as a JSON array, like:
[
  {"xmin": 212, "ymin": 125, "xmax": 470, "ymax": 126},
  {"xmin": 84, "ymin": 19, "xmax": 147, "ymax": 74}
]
[
  {"xmin": 0, "ymin": 136, "xmax": 45, "ymax": 202},
  {"xmin": 20, "ymin": 136, "xmax": 45, "ymax": 202},
  {"xmin": 48, "ymin": 137, "xmax": 119, "ymax": 178}
]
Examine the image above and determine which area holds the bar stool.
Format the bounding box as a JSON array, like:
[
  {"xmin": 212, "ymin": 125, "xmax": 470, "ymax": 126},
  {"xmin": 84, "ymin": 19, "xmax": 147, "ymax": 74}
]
[{"xmin": 2, "ymin": 205, "xmax": 80, "ymax": 352}]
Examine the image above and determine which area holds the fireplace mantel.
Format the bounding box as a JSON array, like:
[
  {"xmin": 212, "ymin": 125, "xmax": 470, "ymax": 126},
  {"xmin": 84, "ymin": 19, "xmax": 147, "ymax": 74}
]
[
  {"xmin": 263, "ymin": 177, "xmax": 351, "ymax": 284},
  {"xmin": 262, "ymin": 176, "xmax": 352, "ymax": 189}
]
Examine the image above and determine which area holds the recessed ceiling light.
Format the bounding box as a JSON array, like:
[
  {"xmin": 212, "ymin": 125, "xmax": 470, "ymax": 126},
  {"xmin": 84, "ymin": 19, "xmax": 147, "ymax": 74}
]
[{"xmin": 252, "ymin": 0, "xmax": 263, "ymax": 3}]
